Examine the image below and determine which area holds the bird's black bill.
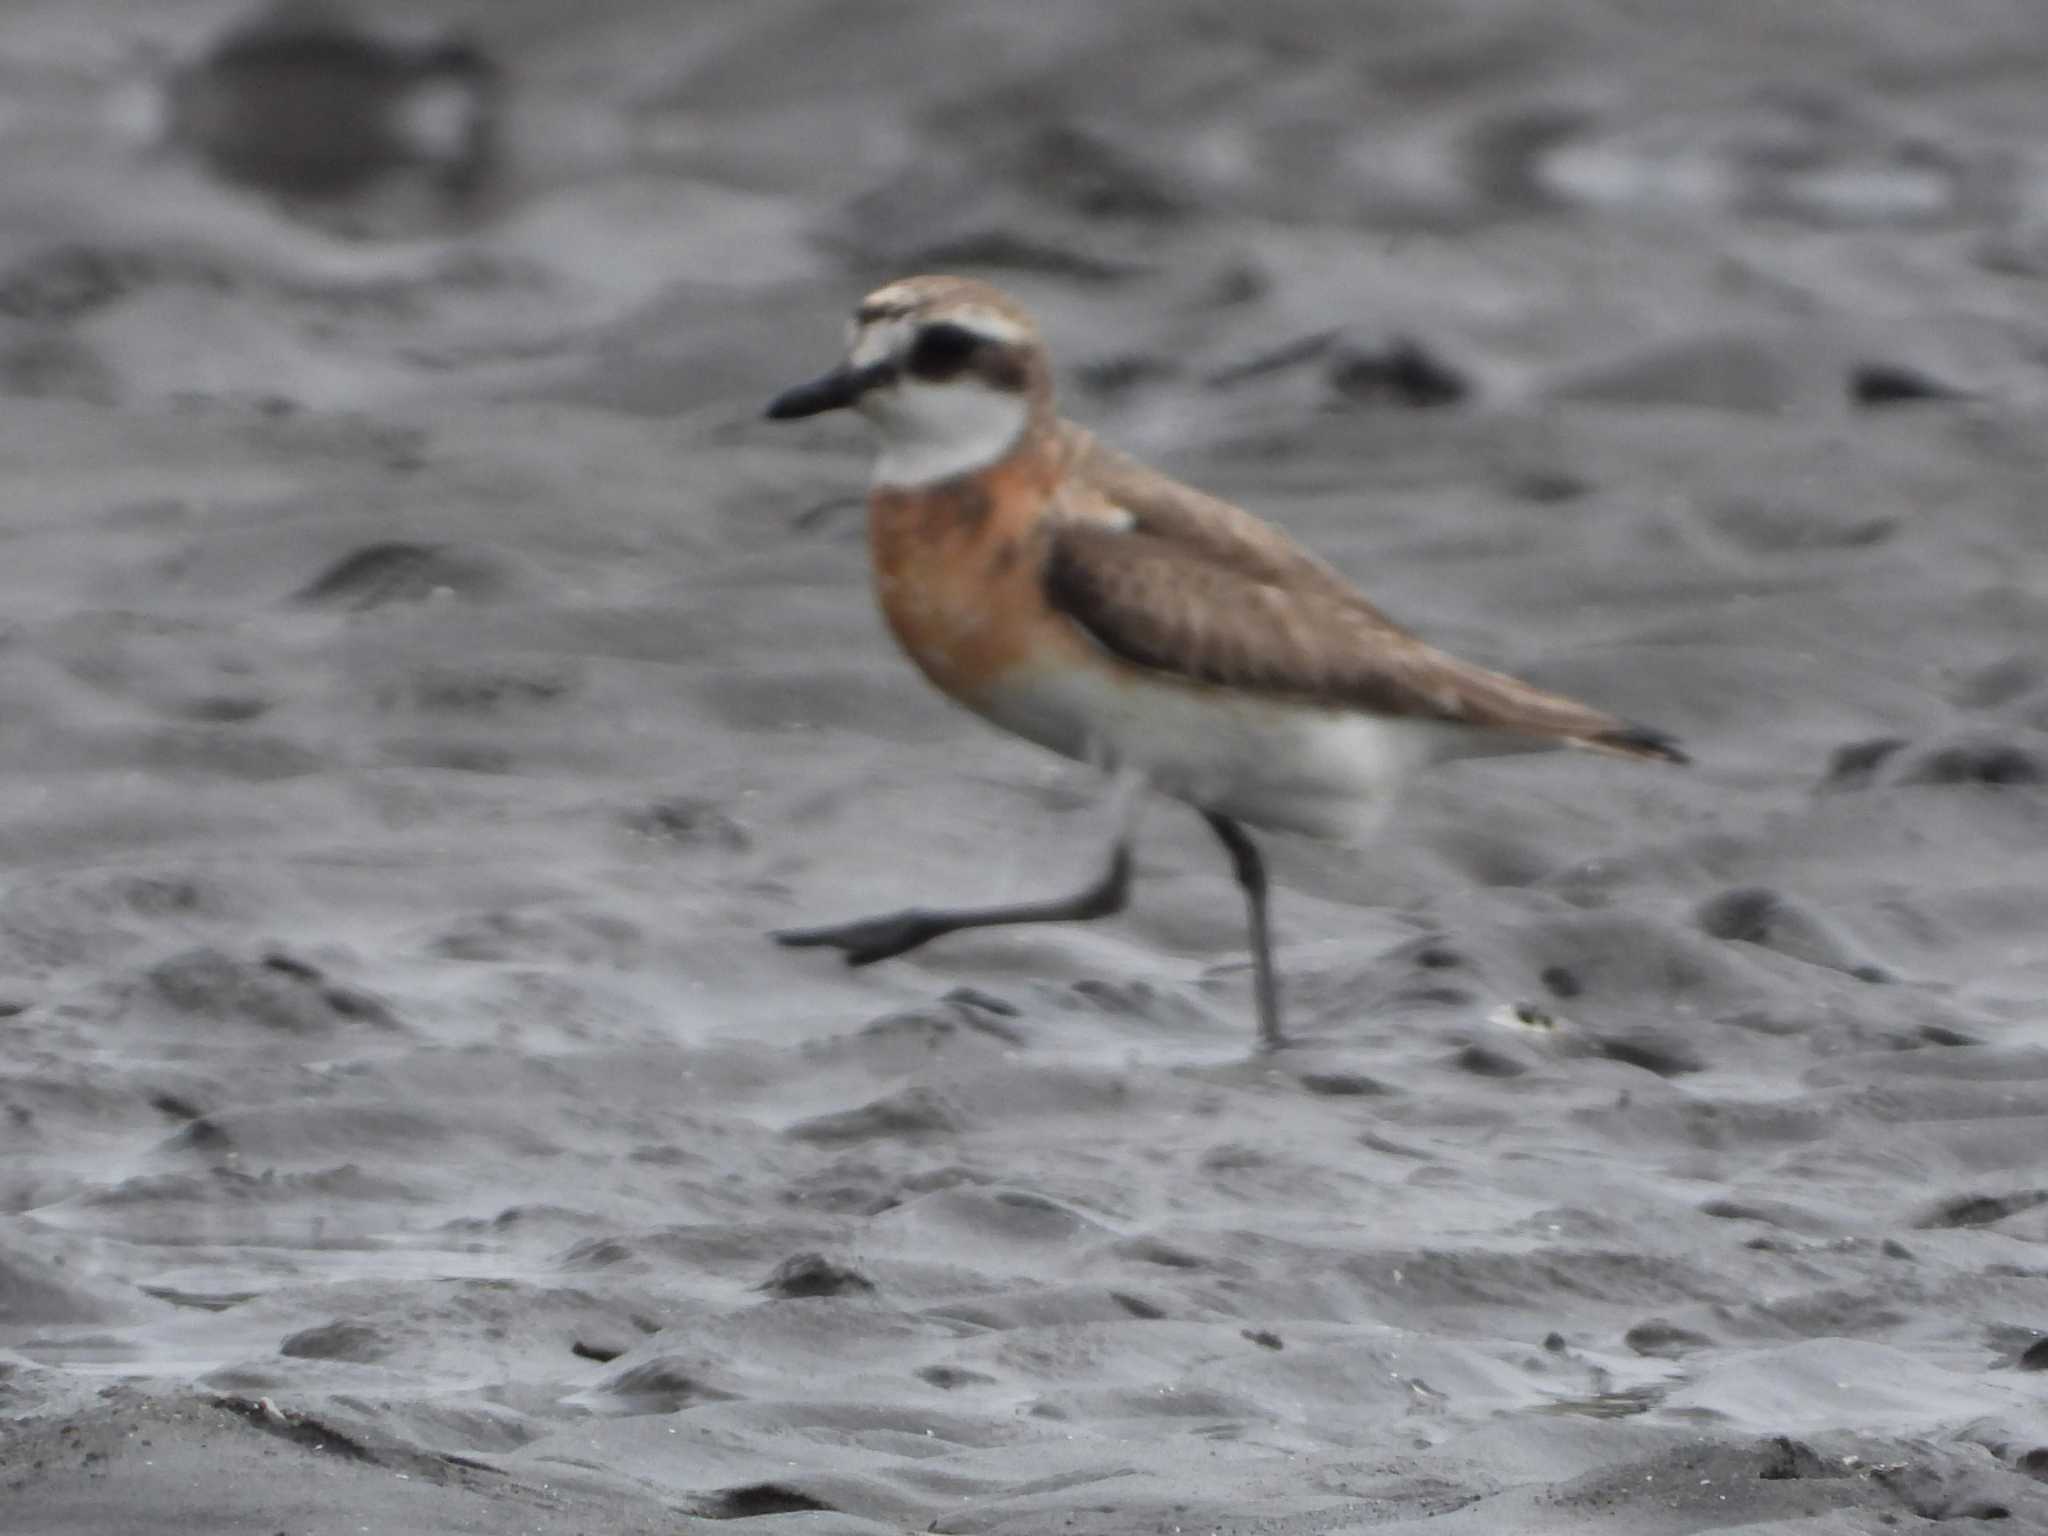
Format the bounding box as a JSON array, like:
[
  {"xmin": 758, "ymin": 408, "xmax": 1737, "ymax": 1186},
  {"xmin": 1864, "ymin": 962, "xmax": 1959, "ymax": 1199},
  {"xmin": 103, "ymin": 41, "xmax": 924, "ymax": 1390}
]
[{"xmin": 763, "ymin": 361, "xmax": 893, "ymax": 420}]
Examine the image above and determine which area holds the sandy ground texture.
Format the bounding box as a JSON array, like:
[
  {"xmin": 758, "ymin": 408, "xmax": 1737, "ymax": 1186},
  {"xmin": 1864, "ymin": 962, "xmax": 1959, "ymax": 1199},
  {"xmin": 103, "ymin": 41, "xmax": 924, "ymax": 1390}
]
[{"xmin": 3, "ymin": 1, "xmax": 2048, "ymax": 1531}]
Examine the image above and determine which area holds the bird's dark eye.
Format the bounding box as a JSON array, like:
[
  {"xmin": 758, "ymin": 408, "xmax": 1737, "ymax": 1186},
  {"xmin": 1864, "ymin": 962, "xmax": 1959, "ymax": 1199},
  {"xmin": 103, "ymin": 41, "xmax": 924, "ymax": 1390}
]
[{"xmin": 907, "ymin": 322, "xmax": 980, "ymax": 379}]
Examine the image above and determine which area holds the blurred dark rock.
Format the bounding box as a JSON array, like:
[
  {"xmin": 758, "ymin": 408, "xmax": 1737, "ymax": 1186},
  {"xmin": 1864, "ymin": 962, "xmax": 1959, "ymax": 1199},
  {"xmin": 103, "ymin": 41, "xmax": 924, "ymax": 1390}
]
[
  {"xmin": 1204, "ymin": 329, "xmax": 1469, "ymax": 408},
  {"xmin": 692, "ymin": 1485, "xmax": 835, "ymax": 1520},
  {"xmin": 1822, "ymin": 736, "xmax": 1909, "ymax": 789},
  {"xmin": 1849, "ymin": 362, "xmax": 1973, "ymax": 408},
  {"xmin": 1328, "ymin": 337, "xmax": 1470, "ymax": 408},
  {"xmin": 291, "ymin": 542, "xmax": 509, "ymax": 609},
  {"xmin": 758, "ymin": 1253, "xmax": 875, "ymax": 1299},
  {"xmin": 279, "ymin": 1319, "xmax": 389, "ymax": 1361},
  {"xmin": 1913, "ymin": 1189, "xmax": 2048, "ymax": 1229},
  {"xmin": 1592, "ymin": 1029, "xmax": 1705, "ymax": 1077},
  {"xmin": 166, "ymin": 1, "xmax": 500, "ymax": 217},
  {"xmin": 785, "ymin": 1086, "xmax": 960, "ymax": 1144},
  {"xmin": 1624, "ymin": 1318, "xmax": 1715, "ymax": 1358},
  {"xmin": 1695, "ymin": 886, "xmax": 1886, "ymax": 979},
  {"xmin": 1452, "ymin": 1042, "xmax": 1530, "ymax": 1078},
  {"xmin": 1897, "ymin": 737, "xmax": 2046, "ymax": 788}
]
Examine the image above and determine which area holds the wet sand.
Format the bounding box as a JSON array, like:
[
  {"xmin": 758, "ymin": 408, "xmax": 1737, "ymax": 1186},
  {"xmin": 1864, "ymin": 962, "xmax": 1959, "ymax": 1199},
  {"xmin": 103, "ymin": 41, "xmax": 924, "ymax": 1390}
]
[{"xmin": 3, "ymin": 2, "xmax": 2047, "ymax": 1531}]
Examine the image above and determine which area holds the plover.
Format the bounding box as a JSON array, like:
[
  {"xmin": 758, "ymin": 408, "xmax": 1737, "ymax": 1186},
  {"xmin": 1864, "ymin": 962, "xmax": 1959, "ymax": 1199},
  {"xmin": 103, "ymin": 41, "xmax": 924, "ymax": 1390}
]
[{"xmin": 765, "ymin": 275, "xmax": 1685, "ymax": 1049}]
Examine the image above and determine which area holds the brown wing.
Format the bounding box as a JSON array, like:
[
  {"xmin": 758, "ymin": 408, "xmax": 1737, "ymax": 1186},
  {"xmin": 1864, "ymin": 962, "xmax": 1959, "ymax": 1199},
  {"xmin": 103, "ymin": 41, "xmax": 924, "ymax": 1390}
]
[
  {"xmin": 1042, "ymin": 518, "xmax": 1686, "ymax": 763},
  {"xmin": 1057, "ymin": 422, "xmax": 1397, "ymax": 617}
]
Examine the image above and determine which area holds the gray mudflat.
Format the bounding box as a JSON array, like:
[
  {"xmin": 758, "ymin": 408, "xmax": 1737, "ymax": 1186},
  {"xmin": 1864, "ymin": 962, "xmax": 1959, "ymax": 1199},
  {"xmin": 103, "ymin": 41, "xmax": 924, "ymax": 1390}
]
[{"xmin": 3, "ymin": 3, "xmax": 2046, "ymax": 1532}]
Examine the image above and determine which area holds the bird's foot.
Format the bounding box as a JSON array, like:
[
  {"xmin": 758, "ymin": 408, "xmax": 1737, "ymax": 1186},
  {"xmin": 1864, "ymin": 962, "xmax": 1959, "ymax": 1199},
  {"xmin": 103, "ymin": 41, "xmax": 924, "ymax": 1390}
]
[{"xmin": 771, "ymin": 910, "xmax": 947, "ymax": 967}]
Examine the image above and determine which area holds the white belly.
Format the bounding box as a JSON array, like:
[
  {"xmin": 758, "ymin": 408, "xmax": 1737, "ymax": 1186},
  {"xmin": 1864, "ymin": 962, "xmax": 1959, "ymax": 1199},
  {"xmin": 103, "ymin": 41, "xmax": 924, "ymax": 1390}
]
[{"xmin": 978, "ymin": 664, "xmax": 1456, "ymax": 843}]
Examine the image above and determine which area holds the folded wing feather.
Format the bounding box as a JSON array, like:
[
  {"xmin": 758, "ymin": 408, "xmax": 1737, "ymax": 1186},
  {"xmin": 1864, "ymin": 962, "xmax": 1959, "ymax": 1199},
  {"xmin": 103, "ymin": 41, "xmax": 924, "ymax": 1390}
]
[{"xmin": 1045, "ymin": 427, "xmax": 1686, "ymax": 764}]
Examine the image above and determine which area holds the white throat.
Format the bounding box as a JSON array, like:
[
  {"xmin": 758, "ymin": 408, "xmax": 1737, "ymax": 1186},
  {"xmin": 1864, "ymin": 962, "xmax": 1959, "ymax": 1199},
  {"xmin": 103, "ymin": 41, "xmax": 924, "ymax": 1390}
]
[{"xmin": 866, "ymin": 384, "xmax": 1030, "ymax": 488}]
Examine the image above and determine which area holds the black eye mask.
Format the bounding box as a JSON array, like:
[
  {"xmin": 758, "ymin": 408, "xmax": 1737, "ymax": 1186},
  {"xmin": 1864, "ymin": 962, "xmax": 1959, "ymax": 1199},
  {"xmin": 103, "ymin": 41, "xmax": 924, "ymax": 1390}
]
[{"xmin": 905, "ymin": 322, "xmax": 983, "ymax": 381}]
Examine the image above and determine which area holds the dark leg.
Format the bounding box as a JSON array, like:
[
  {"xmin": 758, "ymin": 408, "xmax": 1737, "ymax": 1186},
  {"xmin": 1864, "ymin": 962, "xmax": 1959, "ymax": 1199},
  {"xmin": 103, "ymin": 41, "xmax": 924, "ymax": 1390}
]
[
  {"xmin": 774, "ymin": 845, "xmax": 1132, "ymax": 966},
  {"xmin": 1201, "ymin": 812, "xmax": 1285, "ymax": 1050},
  {"xmin": 776, "ymin": 771, "xmax": 1148, "ymax": 967}
]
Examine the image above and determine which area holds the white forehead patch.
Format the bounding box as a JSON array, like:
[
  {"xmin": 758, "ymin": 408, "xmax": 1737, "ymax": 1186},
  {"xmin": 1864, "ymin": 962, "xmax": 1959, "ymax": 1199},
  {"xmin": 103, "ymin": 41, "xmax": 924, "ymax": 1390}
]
[
  {"xmin": 860, "ymin": 283, "xmax": 921, "ymax": 313},
  {"xmin": 849, "ymin": 316, "xmax": 911, "ymax": 367}
]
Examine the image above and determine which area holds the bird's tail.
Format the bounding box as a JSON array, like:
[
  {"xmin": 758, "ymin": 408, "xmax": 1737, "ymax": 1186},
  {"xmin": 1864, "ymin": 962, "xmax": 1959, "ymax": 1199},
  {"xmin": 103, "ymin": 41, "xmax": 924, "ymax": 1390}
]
[{"xmin": 1583, "ymin": 721, "xmax": 1690, "ymax": 765}]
